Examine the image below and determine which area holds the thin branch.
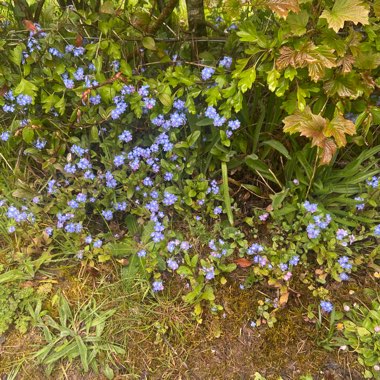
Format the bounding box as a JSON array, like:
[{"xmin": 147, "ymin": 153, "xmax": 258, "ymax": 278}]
[
  {"xmin": 33, "ymin": 0, "xmax": 46, "ymax": 22},
  {"xmin": 147, "ymin": 0, "xmax": 179, "ymax": 35}
]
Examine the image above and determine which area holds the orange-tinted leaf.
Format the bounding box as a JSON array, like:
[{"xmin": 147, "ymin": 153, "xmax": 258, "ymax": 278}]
[
  {"xmin": 324, "ymin": 115, "xmax": 356, "ymax": 147},
  {"xmin": 0, "ymin": 85, "xmax": 8, "ymax": 97},
  {"xmin": 266, "ymin": 0, "xmax": 300, "ymax": 18},
  {"xmin": 116, "ymin": 258, "xmax": 129, "ymax": 266},
  {"xmin": 234, "ymin": 258, "xmax": 253, "ymax": 268},
  {"xmin": 319, "ymin": 138, "xmax": 337, "ymax": 165},
  {"xmin": 279, "ymin": 290, "xmax": 289, "ymax": 306},
  {"xmin": 307, "ymin": 46, "xmax": 336, "ymax": 82},
  {"xmin": 22, "ymin": 19, "xmax": 37, "ymax": 33},
  {"xmin": 75, "ymin": 34, "xmax": 83, "ymax": 47},
  {"xmin": 276, "ymin": 44, "xmax": 316, "ymax": 70},
  {"xmin": 283, "ymin": 106, "xmax": 327, "ymax": 147},
  {"xmin": 338, "ymin": 55, "xmax": 355, "ymax": 74}
]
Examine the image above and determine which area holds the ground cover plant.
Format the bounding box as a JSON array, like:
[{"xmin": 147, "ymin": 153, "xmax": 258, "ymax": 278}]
[{"xmin": 0, "ymin": 0, "xmax": 380, "ymax": 378}]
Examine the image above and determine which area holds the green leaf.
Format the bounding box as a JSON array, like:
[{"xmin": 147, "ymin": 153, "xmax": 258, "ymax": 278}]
[
  {"xmin": 286, "ymin": 10, "xmax": 309, "ymax": 36},
  {"xmin": 142, "ymin": 37, "xmax": 156, "ymax": 51},
  {"xmin": 236, "ymin": 22, "xmax": 258, "ymax": 42},
  {"xmin": 320, "ymin": 0, "xmax": 369, "ymax": 33},
  {"xmin": 186, "ymin": 130, "xmax": 201, "ymax": 146},
  {"xmin": 125, "ymin": 214, "xmax": 139, "ymax": 235},
  {"xmin": 158, "ymin": 93, "xmax": 172, "ymax": 107},
  {"xmin": 108, "ymin": 239, "xmax": 138, "ymax": 257},
  {"xmin": 22, "ymin": 127, "xmax": 35, "ymax": 143},
  {"xmin": 74, "ymin": 335, "xmax": 89, "ymax": 372},
  {"xmin": 196, "ymin": 118, "xmax": 214, "ymax": 126},
  {"xmin": 238, "ymin": 68, "xmax": 256, "ymax": 93},
  {"xmin": 14, "ymin": 78, "xmax": 38, "ymax": 100},
  {"xmin": 222, "ymin": 162, "xmax": 234, "ymax": 226},
  {"xmin": 262, "ymin": 140, "xmax": 291, "ymax": 159},
  {"xmin": 141, "ymin": 221, "xmax": 155, "ymax": 244},
  {"xmin": 201, "ymin": 285, "xmax": 215, "ymax": 301},
  {"xmin": 10, "ymin": 44, "xmax": 24, "ymax": 66},
  {"xmin": 0, "ymin": 269, "xmax": 30, "ymax": 284}
]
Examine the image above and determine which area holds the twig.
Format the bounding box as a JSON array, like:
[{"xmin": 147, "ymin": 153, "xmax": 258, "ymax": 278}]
[{"xmin": 147, "ymin": 0, "xmax": 179, "ymax": 35}]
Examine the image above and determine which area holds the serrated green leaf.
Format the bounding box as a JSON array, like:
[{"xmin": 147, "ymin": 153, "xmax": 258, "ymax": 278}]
[{"xmin": 320, "ymin": 0, "xmax": 369, "ymax": 33}]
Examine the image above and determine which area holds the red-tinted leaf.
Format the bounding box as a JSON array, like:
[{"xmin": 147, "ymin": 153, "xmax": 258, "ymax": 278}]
[
  {"xmin": 234, "ymin": 258, "xmax": 253, "ymax": 268},
  {"xmin": 75, "ymin": 34, "xmax": 83, "ymax": 47},
  {"xmin": 22, "ymin": 20, "xmax": 37, "ymax": 33}
]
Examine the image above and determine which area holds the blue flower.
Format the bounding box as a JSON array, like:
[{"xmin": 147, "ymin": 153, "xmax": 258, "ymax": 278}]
[
  {"xmin": 73, "ymin": 47, "xmax": 85, "ymax": 56},
  {"xmin": 67, "ymin": 199, "xmax": 79, "ymax": 209},
  {"xmin": 247, "ymin": 243, "xmax": 264, "ymax": 255},
  {"xmin": 137, "ymin": 249, "xmax": 146, "ymax": 257},
  {"xmin": 336, "ymin": 228, "xmax": 349, "ymax": 240},
  {"xmin": 164, "ymin": 172, "xmax": 173, "ymax": 181},
  {"xmin": 111, "ymin": 60, "xmax": 120, "ymax": 71},
  {"xmin": 173, "ymin": 99, "xmax": 186, "ymax": 110},
  {"xmin": 354, "ymin": 196, "xmax": 365, "ymax": 210},
  {"xmin": 320, "ymin": 301, "xmax": 333, "ymax": 313},
  {"xmin": 114, "ymin": 154, "xmax": 125, "ymax": 167},
  {"xmin": 76, "ymin": 193, "xmax": 87, "ymax": 203},
  {"xmin": 213, "ymin": 206, "xmax": 222, "ymax": 215},
  {"xmin": 121, "ymin": 85, "xmax": 135, "ymax": 95},
  {"xmin": 219, "ymin": 56, "xmax": 232, "ymax": 69},
  {"xmin": 338, "ymin": 256, "xmax": 352, "ymax": 271},
  {"xmin": 203, "ymin": 266, "xmax": 215, "ymax": 280},
  {"xmin": 114, "ymin": 201, "xmax": 127, "ymax": 211},
  {"xmin": 102, "ymin": 210, "xmax": 113, "ymax": 221},
  {"xmin": 77, "ymin": 158, "xmax": 92, "ymax": 170},
  {"xmin": 63, "ymin": 76, "xmax": 75, "ymax": 89},
  {"xmin": 0, "ymin": 131, "xmax": 10, "ymax": 141},
  {"xmin": 163, "ymin": 191, "xmax": 177, "ymax": 206},
  {"xmin": 167, "ymin": 258, "xmax": 179, "ymax": 271},
  {"xmin": 16, "ymin": 94, "xmax": 33, "ymax": 106},
  {"xmin": 45, "ymin": 227, "xmax": 53, "ymax": 236},
  {"xmin": 144, "ymin": 97, "xmax": 156, "ymax": 109},
  {"xmin": 105, "ymin": 171, "xmax": 117, "ymax": 188},
  {"xmin": 70, "ymin": 145, "xmax": 88, "ymax": 157},
  {"xmin": 64, "ymin": 163, "xmax": 77, "ymax": 174},
  {"xmin": 90, "ymin": 94, "xmax": 101, "ymax": 105},
  {"xmin": 374, "ymin": 224, "xmax": 380, "ymax": 237},
  {"xmin": 306, "ymin": 223, "xmax": 320, "ymax": 239},
  {"xmin": 143, "ymin": 177, "xmax": 153, "ymax": 187},
  {"xmin": 289, "ymin": 255, "xmax": 300, "ymax": 266},
  {"xmin": 118, "ymin": 130, "xmax": 132, "ymax": 143},
  {"xmin": 34, "ymin": 138, "xmax": 46, "ymax": 150},
  {"xmin": 303, "ymin": 201, "xmax": 318, "ymax": 213},
  {"xmin": 152, "ymin": 280, "xmax": 164, "ymax": 292},
  {"xmin": 74, "ymin": 67, "xmax": 84, "ymax": 81},
  {"xmin": 366, "ymin": 176, "xmax": 379, "ymax": 188},
  {"xmin": 3, "ymin": 104, "xmax": 15, "ymax": 113},
  {"xmin": 93, "ymin": 239, "xmax": 103, "ymax": 248},
  {"xmin": 201, "ymin": 67, "xmax": 215, "ymax": 80}
]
